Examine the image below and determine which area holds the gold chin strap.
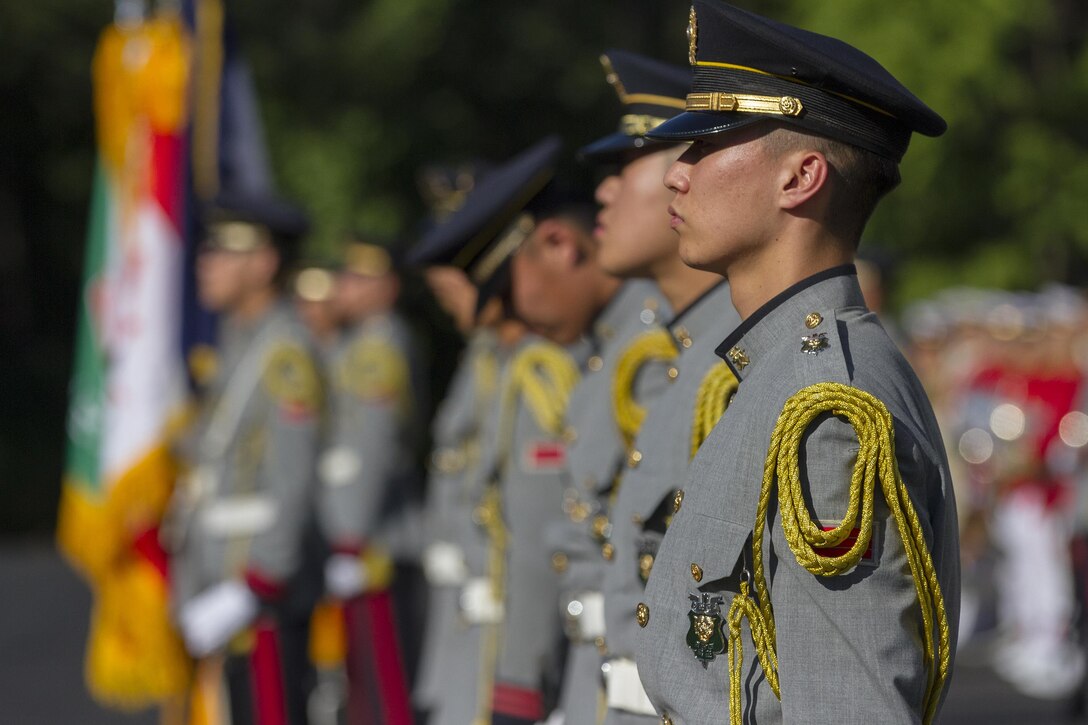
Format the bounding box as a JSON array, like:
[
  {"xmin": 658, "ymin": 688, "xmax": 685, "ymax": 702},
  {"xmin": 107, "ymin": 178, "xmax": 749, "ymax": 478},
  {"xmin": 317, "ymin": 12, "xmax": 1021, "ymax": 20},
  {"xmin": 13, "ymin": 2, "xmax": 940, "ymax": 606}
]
[
  {"xmin": 727, "ymin": 382, "xmax": 950, "ymax": 725},
  {"xmin": 469, "ymin": 213, "xmax": 535, "ymax": 286},
  {"xmin": 686, "ymin": 92, "xmax": 804, "ymax": 117}
]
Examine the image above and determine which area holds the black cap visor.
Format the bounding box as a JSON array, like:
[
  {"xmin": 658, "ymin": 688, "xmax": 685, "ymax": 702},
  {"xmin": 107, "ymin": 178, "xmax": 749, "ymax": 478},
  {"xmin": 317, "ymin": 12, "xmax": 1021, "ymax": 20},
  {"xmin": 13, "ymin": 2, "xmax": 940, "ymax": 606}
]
[{"xmin": 644, "ymin": 111, "xmax": 766, "ymax": 142}]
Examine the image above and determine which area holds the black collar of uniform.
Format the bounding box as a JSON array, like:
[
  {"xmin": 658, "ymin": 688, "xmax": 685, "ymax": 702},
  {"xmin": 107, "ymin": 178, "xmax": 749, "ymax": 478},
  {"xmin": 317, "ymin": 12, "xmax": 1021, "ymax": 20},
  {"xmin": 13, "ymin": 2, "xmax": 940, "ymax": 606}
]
[
  {"xmin": 715, "ymin": 263, "xmax": 857, "ymax": 374},
  {"xmin": 666, "ymin": 278, "xmax": 729, "ymax": 331}
]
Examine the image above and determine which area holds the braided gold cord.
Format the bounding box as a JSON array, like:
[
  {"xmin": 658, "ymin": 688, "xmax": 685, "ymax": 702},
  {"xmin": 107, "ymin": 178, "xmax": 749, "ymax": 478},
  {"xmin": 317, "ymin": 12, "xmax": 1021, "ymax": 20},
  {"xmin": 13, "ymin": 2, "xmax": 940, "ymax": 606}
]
[
  {"xmin": 727, "ymin": 580, "xmax": 780, "ymax": 722},
  {"xmin": 475, "ymin": 341, "xmax": 579, "ymax": 725},
  {"xmin": 503, "ymin": 342, "xmax": 580, "ymax": 437},
  {"xmin": 612, "ymin": 329, "xmax": 679, "ymax": 449},
  {"xmin": 729, "ymin": 382, "xmax": 950, "ymax": 725},
  {"xmin": 690, "ymin": 362, "xmax": 738, "ymax": 459}
]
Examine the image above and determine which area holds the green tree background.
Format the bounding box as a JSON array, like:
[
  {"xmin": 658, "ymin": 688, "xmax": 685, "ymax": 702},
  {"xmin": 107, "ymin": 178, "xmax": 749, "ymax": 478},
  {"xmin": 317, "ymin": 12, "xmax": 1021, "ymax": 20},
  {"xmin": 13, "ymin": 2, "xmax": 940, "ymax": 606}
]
[{"xmin": 1, "ymin": 0, "xmax": 1086, "ymax": 533}]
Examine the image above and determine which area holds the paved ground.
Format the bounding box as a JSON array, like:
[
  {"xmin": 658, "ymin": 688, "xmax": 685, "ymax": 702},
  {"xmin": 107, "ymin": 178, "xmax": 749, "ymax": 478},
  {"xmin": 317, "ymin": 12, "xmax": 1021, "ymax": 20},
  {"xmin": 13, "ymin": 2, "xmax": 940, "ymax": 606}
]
[{"xmin": 0, "ymin": 538, "xmax": 1084, "ymax": 724}]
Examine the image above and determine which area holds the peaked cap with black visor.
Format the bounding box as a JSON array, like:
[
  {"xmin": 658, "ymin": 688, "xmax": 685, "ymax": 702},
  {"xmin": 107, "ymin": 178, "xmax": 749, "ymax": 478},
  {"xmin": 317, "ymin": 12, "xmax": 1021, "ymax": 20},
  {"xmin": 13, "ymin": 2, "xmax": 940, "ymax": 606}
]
[
  {"xmin": 647, "ymin": 1, "xmax": 946, "ymax": 161},
  {"xmin": 404, "ymin": 135, "xmax": 563, "ymax": 314},
  {"xmin": 579, "ymin": 49, "xmax": 692, "ymax": 162}
]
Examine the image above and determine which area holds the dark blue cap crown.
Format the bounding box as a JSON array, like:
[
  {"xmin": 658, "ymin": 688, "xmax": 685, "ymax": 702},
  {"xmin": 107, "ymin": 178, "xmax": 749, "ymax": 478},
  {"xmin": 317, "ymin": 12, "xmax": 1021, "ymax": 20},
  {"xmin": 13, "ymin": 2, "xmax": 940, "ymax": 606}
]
[
  {"xmin": 405, "ymin": 136, "xmax": 563, "ymax": 304},
  {"xmin": 580, "ymin": 49, "xmax": 691, "ymax": 162},
  {"xmin": 648, "ymin": 1, "xmax": 946, "ymax": 161}
]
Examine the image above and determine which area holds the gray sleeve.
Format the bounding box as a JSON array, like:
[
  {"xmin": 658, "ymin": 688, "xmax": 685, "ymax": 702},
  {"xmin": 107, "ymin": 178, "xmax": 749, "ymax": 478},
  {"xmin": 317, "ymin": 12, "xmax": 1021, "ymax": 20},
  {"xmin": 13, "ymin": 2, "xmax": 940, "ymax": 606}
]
[
  {"xmin": 244, "ymin": 348, "xmax": 322, "ymax": 592},
  {"xmin": 771, "ymin": 411, "xmax": 934, "ymax": 723}
]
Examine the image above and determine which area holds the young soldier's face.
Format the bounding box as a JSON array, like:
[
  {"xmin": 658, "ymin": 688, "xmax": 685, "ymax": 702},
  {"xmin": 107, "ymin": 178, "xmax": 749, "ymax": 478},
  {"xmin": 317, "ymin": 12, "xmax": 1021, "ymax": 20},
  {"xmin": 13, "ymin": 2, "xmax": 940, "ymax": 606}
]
[
  {"xmin": 664, "ymin": 127, "xmax": 777, "ymax": 275},
  {"xmin": 196, "ymin": 248, "xmax": 269, "ymax": 312},
  {"xmin": 593, "ymin": 145, "xmax": 685, "ymax": 279}
]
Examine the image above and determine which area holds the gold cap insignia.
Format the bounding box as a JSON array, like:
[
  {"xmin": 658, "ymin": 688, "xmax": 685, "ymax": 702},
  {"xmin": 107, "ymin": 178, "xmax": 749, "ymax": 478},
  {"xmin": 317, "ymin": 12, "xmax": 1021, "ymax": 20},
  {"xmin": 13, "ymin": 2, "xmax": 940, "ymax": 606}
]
[{"xmin": 687, "ymin": 5, "xmax": 698, "ymax": 66}]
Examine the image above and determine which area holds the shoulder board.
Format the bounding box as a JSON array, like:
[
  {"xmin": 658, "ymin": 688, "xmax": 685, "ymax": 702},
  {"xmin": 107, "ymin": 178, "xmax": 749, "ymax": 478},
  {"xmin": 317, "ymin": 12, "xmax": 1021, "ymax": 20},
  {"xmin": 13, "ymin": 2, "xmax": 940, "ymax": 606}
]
[
  {"xmin": 262, "ymin": 343, "xmax": 322, "ymax": 413},
  {"xmin": 337, "ymin": 337, "xmax": 410, "ymax": 403}
]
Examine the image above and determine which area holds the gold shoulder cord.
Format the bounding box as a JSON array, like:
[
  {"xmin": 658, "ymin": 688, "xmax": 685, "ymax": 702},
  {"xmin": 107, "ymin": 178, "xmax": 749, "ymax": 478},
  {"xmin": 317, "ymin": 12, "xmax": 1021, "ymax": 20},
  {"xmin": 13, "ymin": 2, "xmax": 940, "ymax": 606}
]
[
  {"xmin": 726, "ymin": 382, "xmax": 950, "ymax": 725},
  {"xmin": 690, "ymin": 362, "xmax": 738, "ymax": 459},
  {"xmin": 612, "ymin": 329, "xmax": 679, "ymax": 450},
  {"xmin": 474, "ymin": 342, "xmax": 580, "ymax": 725}
]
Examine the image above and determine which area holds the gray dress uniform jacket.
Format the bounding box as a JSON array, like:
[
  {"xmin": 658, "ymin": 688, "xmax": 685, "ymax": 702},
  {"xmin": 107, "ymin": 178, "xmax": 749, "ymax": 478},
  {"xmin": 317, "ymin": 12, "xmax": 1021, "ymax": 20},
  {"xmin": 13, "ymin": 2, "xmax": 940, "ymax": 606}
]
[
  {"xmin": 635, "ymin": 266, "xmax": 960, "ymax": 724},
  {"xmin": 317, "ymin": 311, "xmax": 420, "ymax": 561},
  {"xmin": 549, "ymin": 280, "xmax": 670, "ymax": 725},
  {"xmin": 170, "ymin": 303, "xmax": 323, "ymax": 605},
  {"xmin": 602, "ymin": 281, "xmax": 738, "ymax": 725},
  {"xmin": 416, "ymin": 330, "xmax": 500, "ymax": 710},
  {"xmin": 428, "ymin": 334, "xmax": 521, "ymax": 725}
]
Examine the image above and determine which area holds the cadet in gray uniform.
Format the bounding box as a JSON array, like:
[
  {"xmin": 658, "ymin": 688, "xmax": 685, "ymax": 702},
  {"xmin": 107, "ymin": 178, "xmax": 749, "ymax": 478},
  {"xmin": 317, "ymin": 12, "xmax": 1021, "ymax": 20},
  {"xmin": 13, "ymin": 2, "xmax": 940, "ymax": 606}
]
[
  {"xmin": 633, "ymin": 3, "xmax": 959, "ymax": 723},
  {"xmin": 546, "ymin": 278, "xmax": 668, "ymax": 725},
  {"xmin": 576, "ymin": 49, "xmax": 741, "ymax": 724},
  {"xmin": 169, "ymin": 192, "xmax": 321, "ymax": 724},
  {"xmin": 317, "ymin": 239, "xmax": 420, "ymax": 724},
  {"xmin": 415, "ymin": 277, "xmax": 500, "ymax": 715},
  {"xmin": 409, "ymin": 135, "xmax": 623, "ymax": 724}
]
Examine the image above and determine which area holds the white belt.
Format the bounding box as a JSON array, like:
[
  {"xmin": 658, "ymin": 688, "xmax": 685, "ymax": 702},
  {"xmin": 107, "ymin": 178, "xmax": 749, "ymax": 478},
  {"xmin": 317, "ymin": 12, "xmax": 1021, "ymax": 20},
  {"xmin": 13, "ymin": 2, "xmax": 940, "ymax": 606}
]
[
  {"xmin": 604, "ymin": 657, "xmax": 656, "ymax": 716},
  {"xmin": 460, "ymin": 577, "xmax": 504, "ymax": 624},
  {"xmin": 201, "ymin": 495, "xmax": 278, "ymax": 538},
  {"xmin": 423, "ymin": 541, "xmax": 469, "ymax": 586},
  {"xmin": 564, "ymin": 590, "xmax": 605, "ymax": 641}
]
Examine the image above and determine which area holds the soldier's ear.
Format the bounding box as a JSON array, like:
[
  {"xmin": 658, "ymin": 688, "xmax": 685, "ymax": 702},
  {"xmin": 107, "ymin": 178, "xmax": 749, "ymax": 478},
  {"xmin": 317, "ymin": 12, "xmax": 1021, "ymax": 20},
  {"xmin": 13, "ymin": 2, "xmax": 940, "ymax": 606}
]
[
  {"xmin": 533, "ymin": 218, "xmax": 583, "ymax": 269},
  {"xmin": 776, "ymin": 148, "xmax": 829, "ymax": 211}
]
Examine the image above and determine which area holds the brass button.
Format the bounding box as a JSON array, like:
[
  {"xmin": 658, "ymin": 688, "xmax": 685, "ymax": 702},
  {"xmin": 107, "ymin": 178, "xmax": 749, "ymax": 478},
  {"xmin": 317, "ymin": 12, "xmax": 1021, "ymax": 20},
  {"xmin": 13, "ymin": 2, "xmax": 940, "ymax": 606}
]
[
  {"xmin": 805, "ymin": 312, "xmax": 823, "ymax": 329},
  {"xmin": 639, "ymin": 553, "xmax": 655, "ymax": 580},
  {"xmin": 631, "ymin": 513, "xmax": 644, "ymax": 525},
  {"xmin": 673, "ymin": 325, "xmax": 693, "ymax": 349},
  {"xmin": 627, "ymin": 449, "xmax": 643, "ymax": 468},
  {"xmin": 673, "ymin": 489, "xmax": 684, "ymax": 513},
  {"xmin": 595, "ymin": 636, "xmax": 608, "ymax": 655},
  {"xmin": 563, "ymin": 426, "xmax": 578, "ymax": 443},
  {"xmin": 636, "ymin": 602, "xmax": 650, "ymax": 627},
  {"xmin": 661, "ymin": 715, "xmax": 673, "ymax": 725},
  {"xmin": 666, "ymin": 366, "xmax": 679, "ymax": 381},
  {"xmin": 602, "ymin": 542, "xmax": 615, "ymax": 560},
  {"xmin": 570, "ymin": 502, "xmax": 589, "ymax": 523},
  {"xmin": 588, "ymin": 355, "xmax": 604, "ymax": 372},
  {"xmin": 591, "ymin": 514, "xmax": 611, "ymax": 539},
  {"xmin": 551, "ymin": 552, "xmax": 568, "ymax": 573},
  {"xmin": 691, "ymin": 562, "xmax": 703, "ymax": 582}
]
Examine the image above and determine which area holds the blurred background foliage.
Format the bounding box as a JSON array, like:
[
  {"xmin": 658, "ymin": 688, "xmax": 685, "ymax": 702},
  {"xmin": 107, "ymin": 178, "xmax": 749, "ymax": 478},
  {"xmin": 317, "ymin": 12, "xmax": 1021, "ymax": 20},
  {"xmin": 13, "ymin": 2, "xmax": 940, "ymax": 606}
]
[{"xmin": 0, "ymin": 0, "xmax": 1086, "ymax": 533}]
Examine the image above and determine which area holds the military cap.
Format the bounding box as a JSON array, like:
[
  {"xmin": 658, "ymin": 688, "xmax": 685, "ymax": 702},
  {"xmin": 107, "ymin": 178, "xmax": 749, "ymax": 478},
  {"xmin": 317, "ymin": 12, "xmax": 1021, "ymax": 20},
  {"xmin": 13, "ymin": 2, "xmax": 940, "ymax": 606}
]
[
  {"xmin": 202, "ymin": 190, "xmax": 310, "ymax": 253},
  {"xmin": 405, "ymin": 135, "xmax": 563, "ymax": 308},
  {"xmin": 293, "ymin": 264, "xmax": 337, "ymax": 302},
  {"xmin": 579, "ymin": 49, "xmax": 691, "ymax": 161},
  {"xmin": 647, "ymin": 1, "xmax": 946, "ymax": 160},
  {"xmin": 341, "ymin": 232, "xmax": 403, "ymax": 278}
]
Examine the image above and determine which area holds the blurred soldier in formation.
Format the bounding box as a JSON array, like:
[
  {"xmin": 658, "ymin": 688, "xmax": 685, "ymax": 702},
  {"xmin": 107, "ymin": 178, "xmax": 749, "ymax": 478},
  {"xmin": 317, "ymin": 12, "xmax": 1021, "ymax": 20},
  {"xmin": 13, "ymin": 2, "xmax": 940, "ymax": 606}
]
[
  {"xmin": 314, "ymin": 236, "xmax": 425, "ymax": 724},
  {"xmin": 411, "ymin": 162, "xmax": 502, "ymax": 721},
  {"xmin": 579, "ymin": 49, "xmax": 739, "ymax": 724},
  {"xmin": 167, "ymin": 192, "xmax": 323, "ymax": 724},
  {"xmin": 411, "ymin": 135, "xmax": 635, "ymax": 725}
]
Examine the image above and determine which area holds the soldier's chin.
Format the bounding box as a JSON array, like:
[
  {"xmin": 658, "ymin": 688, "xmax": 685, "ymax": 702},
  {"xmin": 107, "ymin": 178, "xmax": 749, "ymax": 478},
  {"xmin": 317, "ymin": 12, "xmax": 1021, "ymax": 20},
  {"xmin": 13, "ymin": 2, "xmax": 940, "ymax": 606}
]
[{"xmin": 196, "ymin": 287, "xmax": 233, "ymax": 312}]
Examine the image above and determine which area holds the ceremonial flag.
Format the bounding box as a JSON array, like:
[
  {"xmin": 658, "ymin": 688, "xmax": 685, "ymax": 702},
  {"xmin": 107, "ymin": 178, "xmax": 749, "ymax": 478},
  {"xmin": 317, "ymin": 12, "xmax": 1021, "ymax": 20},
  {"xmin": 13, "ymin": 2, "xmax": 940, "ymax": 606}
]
[{"xmin": 57, "ymin": 8, "xmax": 192, "ymax": 707}]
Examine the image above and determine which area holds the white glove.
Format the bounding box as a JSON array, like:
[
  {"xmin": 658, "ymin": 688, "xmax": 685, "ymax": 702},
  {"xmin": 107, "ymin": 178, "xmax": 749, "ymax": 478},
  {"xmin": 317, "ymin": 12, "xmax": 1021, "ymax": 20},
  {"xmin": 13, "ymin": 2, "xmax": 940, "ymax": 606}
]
[
  {"xmin": 537, "ymin": 710, "xmax": 565, "ymax": 725},
  {"xmin": 179, "ymin": 580, "xmax": 259, "ymax": 657},
  {"xmin": 325, "ymin": 553, "xmax": 367, "ymax": 599},
  {"xmin": 422, "ymin": 541, "xmax": 468, "ymax": 586}
]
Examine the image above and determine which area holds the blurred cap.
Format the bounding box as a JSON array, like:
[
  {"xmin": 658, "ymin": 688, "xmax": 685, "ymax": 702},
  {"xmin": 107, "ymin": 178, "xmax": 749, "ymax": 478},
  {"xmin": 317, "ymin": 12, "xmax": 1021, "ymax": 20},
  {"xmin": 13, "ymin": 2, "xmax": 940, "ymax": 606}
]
[
  {"xmin": 293, "ymin": 266, "xmax": 337, "ymax": 302},
  {"xmin": 579, "ymin": 49, "xmax": 691, "ymax": 162},
  {"xmin": 202, "ymin": 190, "xmax": 309, "ymax": 253},
  {"xmin": 647, "ymin": 1, "xmax": 946, "ymax": 161},
  {"xmin": 405, "ymin": 136, "xmax": 564, "ymax": 309}
]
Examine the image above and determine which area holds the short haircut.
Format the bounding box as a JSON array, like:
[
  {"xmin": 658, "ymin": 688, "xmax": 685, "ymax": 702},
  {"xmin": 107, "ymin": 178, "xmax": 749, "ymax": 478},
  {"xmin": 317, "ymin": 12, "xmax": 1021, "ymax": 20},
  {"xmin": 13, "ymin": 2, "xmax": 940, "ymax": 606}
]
[{"xmin": 761, "ymin": 123, "xmax": 901, "ymax": 247}]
